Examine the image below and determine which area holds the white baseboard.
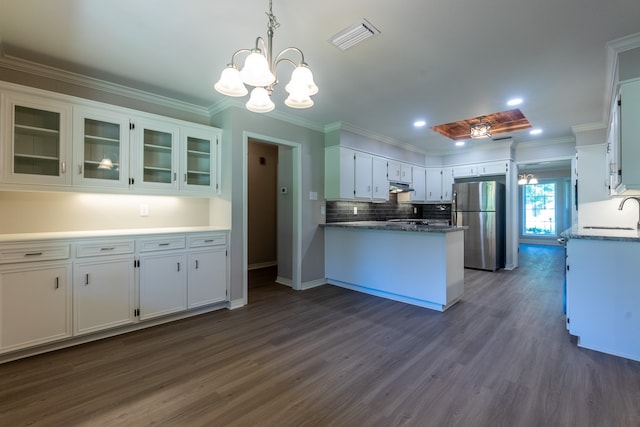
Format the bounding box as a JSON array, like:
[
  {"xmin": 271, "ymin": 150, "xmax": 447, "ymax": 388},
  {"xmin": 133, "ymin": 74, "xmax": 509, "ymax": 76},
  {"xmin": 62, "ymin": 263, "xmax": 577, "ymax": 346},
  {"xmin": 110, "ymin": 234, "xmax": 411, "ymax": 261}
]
[
  {"xmin": 228, "ymin": 298, "xmax": 246, "ymax": 309},
  {"xmin": 276, "ymin": 276, "xmax": 293, "ymax": 287},
  {"xmin": 301, "ymin": 278, "xmax": 327, "ymax": 290}
]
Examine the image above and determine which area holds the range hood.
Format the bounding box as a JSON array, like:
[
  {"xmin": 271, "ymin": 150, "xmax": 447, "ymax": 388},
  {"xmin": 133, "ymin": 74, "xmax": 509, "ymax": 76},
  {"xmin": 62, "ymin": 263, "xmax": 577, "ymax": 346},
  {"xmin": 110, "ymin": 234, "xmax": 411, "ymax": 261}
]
[{"xmin": 389, "ymin": 182, "xmax": 414, "ymax": 193}]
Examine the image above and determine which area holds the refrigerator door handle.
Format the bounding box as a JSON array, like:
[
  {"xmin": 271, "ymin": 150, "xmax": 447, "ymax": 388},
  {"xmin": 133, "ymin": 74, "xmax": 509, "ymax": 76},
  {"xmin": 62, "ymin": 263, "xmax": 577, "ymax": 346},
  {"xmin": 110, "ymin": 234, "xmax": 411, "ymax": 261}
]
[{"xmin": 451, "ymin": 191, "xmax": 457, "ymax": 226}]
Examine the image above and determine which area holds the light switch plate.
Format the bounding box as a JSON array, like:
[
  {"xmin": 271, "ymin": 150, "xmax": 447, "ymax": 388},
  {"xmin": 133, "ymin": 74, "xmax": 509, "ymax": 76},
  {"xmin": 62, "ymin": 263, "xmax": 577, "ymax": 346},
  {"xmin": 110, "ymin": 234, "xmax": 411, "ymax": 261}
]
[{"xmin": 139, "ymin": 204, "xmax": 149, "ymax": 217}]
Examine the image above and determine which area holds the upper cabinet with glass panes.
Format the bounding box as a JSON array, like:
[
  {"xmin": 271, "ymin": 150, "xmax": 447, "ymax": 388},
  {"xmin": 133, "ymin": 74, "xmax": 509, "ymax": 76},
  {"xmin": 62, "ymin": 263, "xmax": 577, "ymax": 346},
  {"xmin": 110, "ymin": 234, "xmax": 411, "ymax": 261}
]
[
  {"xmin": 1, "ymin": 83, "xmax": 221, "ymax": 196},
  {"xmin": 72, "ymin": 107, "xmax": 130, "ymax": 189},
  {"xmin": 2, "ymin": 92, "xmax": 72, "ymax": 186}
]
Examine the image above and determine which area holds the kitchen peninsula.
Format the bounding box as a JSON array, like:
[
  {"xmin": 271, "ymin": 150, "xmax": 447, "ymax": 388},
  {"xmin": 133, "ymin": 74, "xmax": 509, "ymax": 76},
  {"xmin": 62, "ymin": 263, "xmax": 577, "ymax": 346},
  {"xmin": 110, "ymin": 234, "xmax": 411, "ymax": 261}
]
[{"xmin": 322, "ymin": 221, "xmax": 466, "ymax": 311}]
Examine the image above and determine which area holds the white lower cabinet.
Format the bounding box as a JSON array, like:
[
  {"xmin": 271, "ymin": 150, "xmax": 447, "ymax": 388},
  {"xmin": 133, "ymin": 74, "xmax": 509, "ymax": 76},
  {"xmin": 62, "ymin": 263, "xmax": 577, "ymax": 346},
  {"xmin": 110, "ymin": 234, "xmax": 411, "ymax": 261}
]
[
  {"xmin": 73, "ymin": 256, "xmax": 135, "ymax": 335},
  {"xmin": 0, "ymin": 261, "xmax": 72, "ymax": 353},
  {"xmin": 188, "ymin": 248, "xmax": 227, "ymax": 308},
  {"xmin": 0, "ymin": 230, "xmax": 228, "ymax": 359},
  {"xmin": 139, "ymin": 251, "xmax": 187, "ymax": 321}
]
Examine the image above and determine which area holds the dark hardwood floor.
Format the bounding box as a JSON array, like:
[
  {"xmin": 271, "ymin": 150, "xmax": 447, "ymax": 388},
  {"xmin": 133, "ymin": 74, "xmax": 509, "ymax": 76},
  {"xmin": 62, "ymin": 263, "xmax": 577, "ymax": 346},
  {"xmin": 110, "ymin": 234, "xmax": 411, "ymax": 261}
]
[{"xmin": 1, "ymin": 245, "xmax": 639, "ymax": 426}]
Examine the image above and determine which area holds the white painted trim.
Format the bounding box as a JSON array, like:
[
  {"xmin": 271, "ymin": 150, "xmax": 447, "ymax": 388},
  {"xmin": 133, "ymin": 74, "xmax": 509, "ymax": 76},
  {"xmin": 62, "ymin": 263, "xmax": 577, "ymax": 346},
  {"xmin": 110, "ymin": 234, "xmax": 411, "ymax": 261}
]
[
  {"xmin": 243, "ymin": 132, "xmax": 303, "ymax": 295},
  {"xmin": 300, "ymin": 278, "xmax": 327, "ymax": 290},
  {"xmin": 571, "ymin": 122, "xmax": 607, "ymax": 134},
  {"xmin": 515, "ymin": 136, "xmax": 575, "ymax": 148},
  {"xmin": 275, "ymin": 276, "xmax": 293, "ymax": 287},
  {"xmin": 228, "ymin": 298, "xmax": 246, "ymax": 310},
  {"xmin": 331, "ymin": 121, "xmax": 430, "ymax": 155}
]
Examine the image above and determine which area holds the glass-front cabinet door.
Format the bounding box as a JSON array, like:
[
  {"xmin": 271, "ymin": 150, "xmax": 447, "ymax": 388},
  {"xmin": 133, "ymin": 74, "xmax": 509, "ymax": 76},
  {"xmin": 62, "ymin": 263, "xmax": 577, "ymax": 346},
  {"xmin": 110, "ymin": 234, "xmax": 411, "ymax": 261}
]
[
  {"xmin": 2, "ymin": 92, "xmax": 72, "ymax": 186},
  {"xmin": 72, "ymin": 107, "xmax": 130, "ymax": 188},
  {"xmin": 181, "ymin": 126, "xmax": 218, "ymax": 195},
  {"xmin": 132, "ymin": 118, "xmax": 180, "ymax": 192}
]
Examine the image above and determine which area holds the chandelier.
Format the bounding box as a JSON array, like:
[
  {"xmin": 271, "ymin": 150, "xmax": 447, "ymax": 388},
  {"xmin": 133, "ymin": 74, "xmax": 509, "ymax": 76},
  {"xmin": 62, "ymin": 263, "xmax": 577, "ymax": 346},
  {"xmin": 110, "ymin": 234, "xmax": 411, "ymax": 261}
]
[
  {"xmin": 518, "ymin": 173, "xmax": 538, "ymax": 185},
  {"xmin": 214, "ymin": 0, "xmax": 318, "ymax": 113},
  {"xmin": 470, "ymin": 121, "xmax": 492, "ymax": 139}
]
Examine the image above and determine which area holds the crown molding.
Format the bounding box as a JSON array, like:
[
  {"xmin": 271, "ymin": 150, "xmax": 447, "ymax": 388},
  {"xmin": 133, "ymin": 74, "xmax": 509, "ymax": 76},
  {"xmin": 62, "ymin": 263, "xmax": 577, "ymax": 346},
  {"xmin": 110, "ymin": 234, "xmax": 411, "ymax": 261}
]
[
  {"xmin": 515, "ymin": 136, "xmax": 575, "ymax": 149},
  {"xmin": 571, "ymin": 122, "xmax": 606, "ymax": 135},
  {"xmin": 327, "ymin": 121, "xmax": 429, "ymax": 155},
  {"xmin": 0, "ymin": 39, "xmax": 211, "ymax": 119}
]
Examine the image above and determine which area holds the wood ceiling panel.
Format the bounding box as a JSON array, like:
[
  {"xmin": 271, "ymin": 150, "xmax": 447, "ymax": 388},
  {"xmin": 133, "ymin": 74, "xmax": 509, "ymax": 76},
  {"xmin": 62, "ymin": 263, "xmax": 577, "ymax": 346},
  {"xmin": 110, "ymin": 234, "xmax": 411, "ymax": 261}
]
[{"xmin": 430, "ymin": 108, "xmax": 531, "ymax": 140}]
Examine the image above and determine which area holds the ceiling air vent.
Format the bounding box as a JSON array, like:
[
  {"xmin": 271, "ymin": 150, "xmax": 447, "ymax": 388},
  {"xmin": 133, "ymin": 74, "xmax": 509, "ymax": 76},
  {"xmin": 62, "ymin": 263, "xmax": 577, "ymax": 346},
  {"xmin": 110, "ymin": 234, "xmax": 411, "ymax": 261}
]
[
  {"xmin": 330, "ymin": 19, "xmax": 380, "ymax": 51},
  {"xmin": 492, "ymin": 136, "xmax": 514, "ymax": 143}
]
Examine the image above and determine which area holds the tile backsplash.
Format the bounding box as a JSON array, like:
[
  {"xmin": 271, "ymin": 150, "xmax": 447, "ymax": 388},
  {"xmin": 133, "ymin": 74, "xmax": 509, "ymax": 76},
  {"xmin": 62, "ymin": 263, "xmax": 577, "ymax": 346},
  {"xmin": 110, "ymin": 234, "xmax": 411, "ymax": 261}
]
[{"xmin": 326, "ymin": 195, "xmax": 451, "ymax": 223}]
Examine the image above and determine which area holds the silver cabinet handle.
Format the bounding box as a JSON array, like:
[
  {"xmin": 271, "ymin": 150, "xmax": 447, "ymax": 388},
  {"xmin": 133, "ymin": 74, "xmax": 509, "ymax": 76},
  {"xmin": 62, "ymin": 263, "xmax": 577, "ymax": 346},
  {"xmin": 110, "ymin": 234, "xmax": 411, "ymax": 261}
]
[
  {"xmin": 85, "ymin": 273, "xmax": 90, "ymax": 285},
  {"xmin": 101, "ymin": 247, "xmax": 115, "ymax": 251},
  {"xmin": 195, "ymin": 260, "xmax": 199, "ymax": 270},
  {"xmin": 78, "ymin": 164, "xmax": 83, "ymax": 174},
  {"xmin": 173, "ymin": 172, "xmax": 177, "ymax": 181},
  {"xmin": 55, "ymin": 277, "xmax": 59, "ymax": 289},
  {"xmin": 61, "ymin": 162, "xmax": 66, "ymax": 174},
  {"xmin": 25, "ymin": 252, "xmax": 43, "ymax": 257},
  {"xmin": 158, "ymin": 243, "xmax": 170, "ymax": 247},
  {"xmin": 177, "ymin": 262, "xmax": 181, "ymax": 272}
]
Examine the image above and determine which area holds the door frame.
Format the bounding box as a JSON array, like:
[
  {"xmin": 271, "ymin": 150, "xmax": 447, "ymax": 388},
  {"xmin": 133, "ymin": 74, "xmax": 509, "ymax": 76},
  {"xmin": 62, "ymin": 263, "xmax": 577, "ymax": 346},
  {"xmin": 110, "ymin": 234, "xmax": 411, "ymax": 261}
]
[{"xmin": 242, "ymin": 131, "xmax": 302, "ymax": 298}]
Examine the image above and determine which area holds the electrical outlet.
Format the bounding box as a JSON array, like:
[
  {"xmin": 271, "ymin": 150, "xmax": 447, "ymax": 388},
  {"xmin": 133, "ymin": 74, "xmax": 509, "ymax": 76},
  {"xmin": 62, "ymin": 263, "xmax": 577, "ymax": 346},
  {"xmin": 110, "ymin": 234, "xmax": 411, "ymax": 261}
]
[
  {"xmin": 414, "ymin": 207, "xmax": 417, "ymax": 214},
  {"xmin": 139, "ymin": 204, "xmax": 149, "ymax": 217},
  {"xmin": 353, "ymin": 206, "xmax": 358, "ymax": 215}
]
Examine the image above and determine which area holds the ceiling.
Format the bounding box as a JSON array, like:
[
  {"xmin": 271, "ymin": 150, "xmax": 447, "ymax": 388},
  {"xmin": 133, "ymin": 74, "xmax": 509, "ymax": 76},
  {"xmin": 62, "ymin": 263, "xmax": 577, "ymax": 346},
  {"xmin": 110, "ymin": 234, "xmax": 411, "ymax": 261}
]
[{"xmin": 1, "ymin": 0, "xmax": 639, "ymax": 154}]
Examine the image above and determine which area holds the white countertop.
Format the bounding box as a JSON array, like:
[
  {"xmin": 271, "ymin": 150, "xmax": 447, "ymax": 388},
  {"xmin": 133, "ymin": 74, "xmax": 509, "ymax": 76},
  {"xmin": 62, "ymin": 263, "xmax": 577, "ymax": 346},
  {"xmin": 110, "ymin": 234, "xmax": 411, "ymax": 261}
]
[{"xmin": 0, "ymin": 226, "xmax": 230, "ymax": 243}]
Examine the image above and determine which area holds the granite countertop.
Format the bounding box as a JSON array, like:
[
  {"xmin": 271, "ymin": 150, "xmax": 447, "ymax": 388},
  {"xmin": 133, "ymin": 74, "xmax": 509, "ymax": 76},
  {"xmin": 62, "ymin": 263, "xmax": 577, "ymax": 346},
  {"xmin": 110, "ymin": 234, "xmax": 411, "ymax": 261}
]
[
  {"xmin": 0, "ymin": 226, "xmax": 230, "ymax": 243},
  {"xmin": 561, "ymin": 225, "xmax": 640, "ymax": 242},
  {"xmin": 321, "ymin": 221, "xmax": 467, "ymax": 233}
]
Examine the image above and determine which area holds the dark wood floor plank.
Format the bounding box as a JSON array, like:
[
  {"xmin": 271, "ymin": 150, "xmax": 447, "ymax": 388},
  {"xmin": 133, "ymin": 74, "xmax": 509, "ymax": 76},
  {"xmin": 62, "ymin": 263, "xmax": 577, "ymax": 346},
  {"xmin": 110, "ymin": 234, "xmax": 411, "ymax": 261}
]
[{"xmin": 1, "ymin": 245, "xmax": 639, "ymax": 426}]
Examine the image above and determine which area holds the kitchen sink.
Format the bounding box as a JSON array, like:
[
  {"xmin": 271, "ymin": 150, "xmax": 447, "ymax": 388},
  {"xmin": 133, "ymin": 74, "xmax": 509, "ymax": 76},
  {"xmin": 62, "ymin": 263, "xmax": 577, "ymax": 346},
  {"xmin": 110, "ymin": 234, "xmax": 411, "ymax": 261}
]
[{"xmin": 582, "ymin": 225, "xmax": 635, "ymax": 230}]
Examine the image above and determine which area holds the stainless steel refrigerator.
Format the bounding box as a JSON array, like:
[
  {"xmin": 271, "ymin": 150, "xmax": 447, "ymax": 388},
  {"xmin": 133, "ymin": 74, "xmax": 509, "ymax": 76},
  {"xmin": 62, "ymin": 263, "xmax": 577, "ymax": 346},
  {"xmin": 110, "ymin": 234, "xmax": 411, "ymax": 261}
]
[{"xmin": 452, "ymin": 181, "xmax": 505, "ymax": 271}]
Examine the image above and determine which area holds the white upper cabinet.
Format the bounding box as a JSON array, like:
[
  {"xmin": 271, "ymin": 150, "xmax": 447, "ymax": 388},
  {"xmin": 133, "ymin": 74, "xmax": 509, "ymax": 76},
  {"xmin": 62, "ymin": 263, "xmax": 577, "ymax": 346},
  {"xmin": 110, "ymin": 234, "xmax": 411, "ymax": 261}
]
[
  {"xmin": 181, "ymin": 125, "xmax": 219, "ymax": 195},
  {"xmin": 409, "ymin": 166, "xmax": 427, "ymax": 202},
  {"xmin": 354, "ymin": 151, "xmax": 373, "ymax": 199},
  {"xmin": 72, "ymin": 106, "xmax": 131, "ymax": 189},
  {"xmin": 387, "ymin": 161, "xmax": 412, "ymax": 183},
  {"xmin": 325, "ymin": 146, "xmax": 388, "ymax": 201},
  {"xmin": 132, "ymin": 117, "xmax": 181, "ymax": 192},
  {"xmin": 576, "ymin": 144, "xmax": 609, "ymax": 204},
  {"xmin": 452, "ymin": 165, "xmax": 478, "ymax": 178},
  {"xmin": 372, "ymin": 156, "xmax": 390, "ymax": 201},
  {"xmin": 478, "ymin": 161, "xmax": 509, "ymax": 176},
  {"xmin": 2, "ymin": 91, "xmax": 72, "ymax": 186},
  {"xmin": 1, "ymin": 83, "xmax": 222, "ymax": 197},
  {"xmin": 426, "ymin": 168, "xmax": 443, "ymax": 202},
  {"xmin": 441, "ymin": 167, "xmax": 454, "ymax": 201},
  {"xmin": 617, "ymin": 80, "xmax": 640, "ymax": 193}
]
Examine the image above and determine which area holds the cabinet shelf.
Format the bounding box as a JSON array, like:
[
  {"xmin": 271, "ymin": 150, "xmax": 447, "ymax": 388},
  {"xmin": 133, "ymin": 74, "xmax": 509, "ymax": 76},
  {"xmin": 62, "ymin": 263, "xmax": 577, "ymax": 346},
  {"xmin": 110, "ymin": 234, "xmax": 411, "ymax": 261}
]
[
  {"xmin": 14, "ymin": 153, "xmax": 59, "ymax": 161},
  {"xmin": 84, "ymin": 160, "xmax": 120, "ymax": 168},
  {"xmin": 187, "ymin": 149, "xmax": 210, "ymax": 157},
  {"xmin": 144, "ymin": 143, "xmax": 172, "ymax": 152},
  {"xmin": 15, "ymin": 124, "xmax": 60, "ymax": 136},
  {"xmin": 187, "ymin": 170, "xmax": 211, "ymax": 175},
  {"xmin": 144, "ymin": 166, "xmax": 172, "ymax": 172},
  {"xmin": 84, "ymin": 135, "xmax": 120, "ymax": 144}
]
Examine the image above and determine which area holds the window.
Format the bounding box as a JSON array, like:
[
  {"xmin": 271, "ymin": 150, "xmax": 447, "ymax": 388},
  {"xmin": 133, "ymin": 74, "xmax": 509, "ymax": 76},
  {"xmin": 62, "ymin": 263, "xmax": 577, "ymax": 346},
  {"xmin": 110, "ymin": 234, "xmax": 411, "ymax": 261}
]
[{"xmin": 523, "ymin": 182, "xmax": 556, "ymax": 236}]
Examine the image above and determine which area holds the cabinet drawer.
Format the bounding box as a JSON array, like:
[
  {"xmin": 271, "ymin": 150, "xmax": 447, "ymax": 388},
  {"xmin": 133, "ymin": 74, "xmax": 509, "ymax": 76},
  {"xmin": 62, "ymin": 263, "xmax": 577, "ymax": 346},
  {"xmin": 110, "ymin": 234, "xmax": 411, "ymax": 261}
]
[
  {"xmin": 187, "ymin": 233, "xmax": 226, "ymax": 248},
  {"xmin": 0, "ymin": 242, "xmax": 71, "ymax": 264},
  {"xmin": 76, "ymin": 240, "xmax": 135, "ymax": 258},
  {"xmin": 138, "ymin": 236, "xmax": 186, "ymax": 252}
]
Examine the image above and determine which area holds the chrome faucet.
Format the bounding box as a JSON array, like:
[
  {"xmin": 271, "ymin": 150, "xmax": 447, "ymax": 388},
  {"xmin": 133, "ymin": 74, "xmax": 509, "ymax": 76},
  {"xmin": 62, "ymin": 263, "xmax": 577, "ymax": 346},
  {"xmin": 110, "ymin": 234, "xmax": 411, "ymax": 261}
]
[{"xmin": 617, "ymin": 197, "xmax": 640, "ymax": 230}]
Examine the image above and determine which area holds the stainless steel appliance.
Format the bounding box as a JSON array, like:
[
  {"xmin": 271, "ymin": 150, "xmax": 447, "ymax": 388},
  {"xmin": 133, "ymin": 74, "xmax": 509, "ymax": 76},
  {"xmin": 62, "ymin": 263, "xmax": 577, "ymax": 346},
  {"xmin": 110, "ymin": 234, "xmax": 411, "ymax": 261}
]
[{"xmin": 452, "ymin": 181, "xmax": 505, "ymax": 271}]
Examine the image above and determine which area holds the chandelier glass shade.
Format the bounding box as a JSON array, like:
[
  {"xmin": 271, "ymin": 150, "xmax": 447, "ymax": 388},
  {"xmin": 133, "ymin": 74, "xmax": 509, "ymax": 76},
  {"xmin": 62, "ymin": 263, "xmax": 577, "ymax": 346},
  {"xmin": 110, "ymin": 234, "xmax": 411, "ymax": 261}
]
[
  {"xmin": 214, "ymin": 0, "xmax": 318, "ymax": 113},
  {"xmin": 518, "ymin": 173, "xmax": 538, "ymax": 185},
  {"xmin": 470, "ymin": 122, "xmax": 492, "ymax": 139}
]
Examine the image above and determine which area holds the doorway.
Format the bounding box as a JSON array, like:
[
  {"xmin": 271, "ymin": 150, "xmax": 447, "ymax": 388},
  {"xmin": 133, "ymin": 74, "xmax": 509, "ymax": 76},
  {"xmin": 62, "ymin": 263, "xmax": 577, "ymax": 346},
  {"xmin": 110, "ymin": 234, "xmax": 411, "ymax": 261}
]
[{"xmin": 244, "ymin": 133, "xmax": 301, "ymax": 302}]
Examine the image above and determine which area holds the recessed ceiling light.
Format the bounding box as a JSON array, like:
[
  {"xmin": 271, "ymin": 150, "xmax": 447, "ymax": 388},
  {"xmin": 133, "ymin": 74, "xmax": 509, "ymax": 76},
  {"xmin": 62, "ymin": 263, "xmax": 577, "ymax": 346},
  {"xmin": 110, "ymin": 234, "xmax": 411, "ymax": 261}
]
[
  {"xmin": 455, "ymin": 141, "xmax": 466, "ymax": 146},
  {"xmin": 507, "ymin": 98, "xmax": 523, "ymax": 106},
  {"xmin": 530, "ymin": 129, "xmax": 543, "ymax": 135},
  {"xmin": 414, "ymin": 120, "xmax": 426, "ymax": 127}
]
